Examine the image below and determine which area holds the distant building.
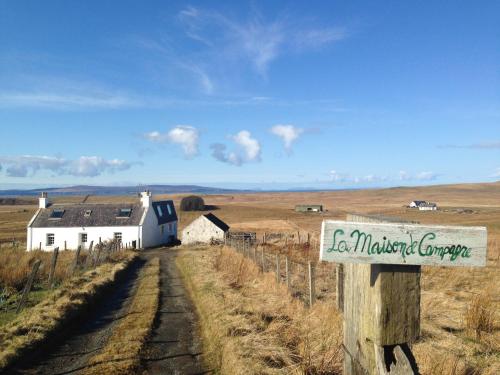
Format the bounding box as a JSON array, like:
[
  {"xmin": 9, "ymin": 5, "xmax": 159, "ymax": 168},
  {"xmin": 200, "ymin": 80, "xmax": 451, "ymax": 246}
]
[
  {"xmin": 295, "ymin": 204, "xmax": 323, "ymax": 213},
  {"xmin": 27, "ymin": 191, "xmax": 177, "ymax": 251},
  {"xmin": 182, "ymin": 213, "xmax": 230, "ymax": 244},
  {"xmin": 409, "ymin": 200, "xmax": 438, "ymax": 211}
]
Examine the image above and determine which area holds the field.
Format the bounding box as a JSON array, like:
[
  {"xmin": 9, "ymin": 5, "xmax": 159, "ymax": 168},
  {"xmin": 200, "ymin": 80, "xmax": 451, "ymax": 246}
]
[{"xmin": 0, "ymin": 181, "xmax": 499, "ymax": 373}]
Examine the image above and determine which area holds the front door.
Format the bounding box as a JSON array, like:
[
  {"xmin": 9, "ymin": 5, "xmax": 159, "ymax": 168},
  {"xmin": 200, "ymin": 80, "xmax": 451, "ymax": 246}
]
[{"xmin": 79, "ymin": 233, "xmax": 88, "ymax": 249}]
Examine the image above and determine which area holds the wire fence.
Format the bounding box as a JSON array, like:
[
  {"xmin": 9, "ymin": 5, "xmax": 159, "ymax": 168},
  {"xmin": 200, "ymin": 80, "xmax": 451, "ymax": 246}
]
[{"xmin": 226, "ymin": 236, "xmax": 338, "ymax": 307}]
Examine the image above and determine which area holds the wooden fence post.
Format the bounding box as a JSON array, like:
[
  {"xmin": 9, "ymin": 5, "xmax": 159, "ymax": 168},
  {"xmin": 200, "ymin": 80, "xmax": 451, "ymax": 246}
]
[
  {"xmin": 276, "ymin": 254, "xmax": 280, "ymax": 283},
  {"xmin": 39, "ymin": 242, "xmax": 41, "ymax": 251},
  {"xmin": 85, "ymin": 241, "xmax": 94, "ymax": 268},
  {"xmin": 72, "ymin": 245, "xmax": 82, "ymax": 274},
  {"xmin": 93, "ymin": 244, "xmax": 102, "ymax": 268},
  {"xmin": 285, "ymin": 256, "xmax": 291, "ymax": 289},
  {"xmin": 342, "ymin": 214, "xmax": 420, "ymax": 374},
  {"xmin": 16, "ymin": 259, "xmax": 42, "ymax": 313},
  {"xmin": 261, "ymin": 249, "xmax": 265, "ymax": 272},
  {"xmin": 336, "ymin": 264, "xmax": 344, "ymax": 312},
  {"xmin": 48, "ymin": 247, "xmax": 59, "ymax": 289},
  {"xmin": 308, "ymin": 261, "xmax": 315, "ymax": 307}
]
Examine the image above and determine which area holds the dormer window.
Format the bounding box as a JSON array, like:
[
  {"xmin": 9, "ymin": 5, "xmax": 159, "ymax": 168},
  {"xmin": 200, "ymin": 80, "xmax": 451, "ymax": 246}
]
[
  {"xmin": 117, "ymin": 208, "xmax": 132, "ymax": 218},
  {"xmin": 84, "ymin": 210, "xmax": 92, "ymax": 217},
  {"xmin": 49, "ymin": 209, "xmax": 65, "ymax": 219}
]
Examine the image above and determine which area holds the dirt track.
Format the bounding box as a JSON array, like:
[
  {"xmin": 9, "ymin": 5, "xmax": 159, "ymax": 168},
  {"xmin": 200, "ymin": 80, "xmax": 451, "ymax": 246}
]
[{"xmin": 7, "ymin": 248, "xmax": 209, "ymax": 375}]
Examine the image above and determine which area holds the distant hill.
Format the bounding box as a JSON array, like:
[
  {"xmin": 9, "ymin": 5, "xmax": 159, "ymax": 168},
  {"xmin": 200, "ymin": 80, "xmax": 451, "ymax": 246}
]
[{"xmin": 0, "ymin": 184, "xmax": 249, "ymax": 196}]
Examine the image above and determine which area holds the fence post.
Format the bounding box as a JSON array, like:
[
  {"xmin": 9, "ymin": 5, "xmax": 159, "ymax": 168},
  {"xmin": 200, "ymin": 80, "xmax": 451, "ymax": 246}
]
[
  {"xmin": 261, "ymin": 249, "xmax": 265, "ymax": 272},
  {"xmin": 72, "ymin": 245, "xmax": 82, "ymax": 274},
  {"xmin": 48, "ymin": 247, "xmax": 59, "ymax": 289},
  {"xmin": 285, "ymin": 256, "xmax": 291, "ymax": 289},
  {"xmin": 308, "ymin": 261, "xmax": 315, "ymax": 307},
  {"xmin": 276, "ymin": 254, "xmax": 280, "ymax": 283},
  {"xmin": 38, "ymin": 242, "xmax": 41, "ymax": 251},
  {"xmin": 93, "ymin": 244, "xmax": 102, "ymax": 268},
  {"xmin": 342, "ymin": 214, "xmax": 420, "ymax": 375},
  {"xmin": 85, "ymin": 241, "xmax": 94, "ymax": 268},
  {"xmin": 16, "ymin": 259, "xmax": 42, "ymax": 313}
]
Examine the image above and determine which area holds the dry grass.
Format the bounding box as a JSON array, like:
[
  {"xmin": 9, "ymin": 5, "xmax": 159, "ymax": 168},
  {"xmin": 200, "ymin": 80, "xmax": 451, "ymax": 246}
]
[
  {"xmin": 464, "ymin": 293, "xmax": 496, "ymax": 341},
  {"xmin": 83, "ymin": 257, "xmax": 160, "ymax": 375},
  {"xmin": 0, "ymin": 251, "xmax": 136, "ymax": 372},
  {"xmin": 177, "ymin": 245, "xmax": 343, "ymax": 374}
]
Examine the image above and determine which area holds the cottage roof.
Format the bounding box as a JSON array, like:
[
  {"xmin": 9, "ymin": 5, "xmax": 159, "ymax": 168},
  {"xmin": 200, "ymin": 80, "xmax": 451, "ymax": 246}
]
[
  {"xmin": 411, "ymin": 200, "xmax": 427, "ymax": 205},
  {"xmin": 30, "ymin": 203, "xmax": 145, "ymax": 228},
  {"xmin": 152, "ymin": 200, "xmax": 178, "ymax": 225},
  {"xmin": 203, "ymin": 213, "xmax": 229, "ymax": 232}
]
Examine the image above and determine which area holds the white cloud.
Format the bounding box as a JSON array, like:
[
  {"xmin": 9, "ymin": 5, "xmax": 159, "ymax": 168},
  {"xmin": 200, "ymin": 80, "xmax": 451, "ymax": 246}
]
[
  {"xmin": 0, "ymin": 155, "xmax": 134, "ymax": 177},
  {"xmin": 144, "ymin": 126, "xmax": 199, "ymax": 158},
  {"xmin": 415, "ymin": 171, "xmax": 438, "ymax": 181},
  {"xmin": 490, "ymin": 168, "xmax": 500, "ymax": 178},
  {"xmin": 399, "ymin": 170, "xmax": 410, "ymax": 181},
  {"xmin": 210, "ymin": 130, "xmax": 261, "ymax": 166},
  {"xmin": 270, "ymin": 124, "xmax": 303, "ymax": 153},
  {"xmin": 177, "ymin": 6, "xmax": 347, "ymax": 75}
]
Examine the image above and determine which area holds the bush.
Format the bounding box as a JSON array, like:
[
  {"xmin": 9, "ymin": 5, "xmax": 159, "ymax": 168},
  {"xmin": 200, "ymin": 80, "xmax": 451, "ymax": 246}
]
[{"xmin": 180, "ymin": 195, "xmax": 205, "ymax": 211}]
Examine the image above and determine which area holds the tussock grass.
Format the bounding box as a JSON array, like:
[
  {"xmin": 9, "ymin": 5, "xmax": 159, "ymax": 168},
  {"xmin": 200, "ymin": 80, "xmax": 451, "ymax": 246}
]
[
  {"xmin": 0, "ymin": 251, "xmax": 136, "ymax": 372},
  {"xmin": 177, "ymin": 245, "xmax": 343, "ymax": 374},
  {"xmin": 83, "ymin": 257, "xmax": 160, "ymax": 375},
  {"xmin": 464, "ymin": 293, "xmax": 496, "ymax": 340}
]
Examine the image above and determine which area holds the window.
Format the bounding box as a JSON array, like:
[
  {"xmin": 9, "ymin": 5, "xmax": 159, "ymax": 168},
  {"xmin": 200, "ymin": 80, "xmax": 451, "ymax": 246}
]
[
  {"xmin": 84, "ymin": 210, "xmax": 92, "ymax": 217},
  {"xmin": 81, "ymin": 233, "xmax": 88, "ymax": 243},
  {"xmin": 157, "ymin": 206, "xmax": 163, "ymax": 217},
  {"xmin": 50, "ymin": 209, "xmax": 65, "ymax": 219},
  {"xmin": 117, "ymin": 208, "xmax": 132, "ymax": 218},
  {"xmin": 167, "ymin": 204, "xmax": 172, "ymax": 215},
  {"xmin": 114, "ymin": 232, "xmax": 122, "ymax": 241},
  {"xmin": 47, "ymin": 233, "xmax": 55, "ymax": 246}
]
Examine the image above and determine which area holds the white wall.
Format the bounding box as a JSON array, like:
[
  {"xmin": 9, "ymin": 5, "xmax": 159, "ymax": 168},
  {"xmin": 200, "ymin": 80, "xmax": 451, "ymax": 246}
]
[
  {"xmin": 141, "ymin": 206, "xmax": 177, "ymax": 248},
  {"xmin": 182, "ymin": 216, "xmax": 225, "ymax": 244},
  {"xmin": 29, "ymin": 226, "xmax": 140, "ymax": 251}
]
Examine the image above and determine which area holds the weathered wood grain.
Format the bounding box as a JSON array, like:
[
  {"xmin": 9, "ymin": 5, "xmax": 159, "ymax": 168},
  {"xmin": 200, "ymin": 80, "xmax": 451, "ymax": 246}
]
[{"xmin": 320, "ymin": 220, "xmax": 487, "ymax": 267}]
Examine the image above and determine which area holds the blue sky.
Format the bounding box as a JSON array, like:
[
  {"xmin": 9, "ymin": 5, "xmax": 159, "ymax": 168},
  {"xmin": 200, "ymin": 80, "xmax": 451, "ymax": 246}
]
[{"xmin": 0, "ymin": 1, "xmax": 499, "ymax": 190}]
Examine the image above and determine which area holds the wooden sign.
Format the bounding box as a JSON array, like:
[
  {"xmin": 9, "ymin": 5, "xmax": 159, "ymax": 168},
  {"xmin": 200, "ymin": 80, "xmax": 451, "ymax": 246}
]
[{"xmin": 320, "ymin": 220, "xmax": 487, "ymax": 267}]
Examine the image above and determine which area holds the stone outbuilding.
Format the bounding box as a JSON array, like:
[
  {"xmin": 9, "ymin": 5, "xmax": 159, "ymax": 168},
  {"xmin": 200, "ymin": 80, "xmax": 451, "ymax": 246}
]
[
  {"xmin": 295, "ymin": 204, "xmax": 323, "ymax": 213},
  {"xmin": 182, "ymin": 213, "xmax": 229, "ymax": 245}
]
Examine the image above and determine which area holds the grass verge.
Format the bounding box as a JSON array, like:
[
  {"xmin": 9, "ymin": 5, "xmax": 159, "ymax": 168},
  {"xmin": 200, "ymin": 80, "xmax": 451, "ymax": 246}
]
[
  {"xmin": 0, "ymin": 251, "xmax": 136, "ymax": 372},
  {"xmin": 82, "ymin": 257, "xmax": 160, "ymax": 375},
  {"xmin": 177, "ymin": 245, "xmax": 343, "ymax": 375}
]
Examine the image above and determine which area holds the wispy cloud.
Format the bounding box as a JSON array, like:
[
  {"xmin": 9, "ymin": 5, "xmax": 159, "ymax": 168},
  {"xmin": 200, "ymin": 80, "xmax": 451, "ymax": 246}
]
[
  {"xmin": 329, "ymin": 169, "xmax": 439, "ymax": 185},
  {"xmin": 0, "ymin": 155, "xmax": 135, "ymax": 177},
  {"xmin": 438, "ymin": 141, "xmax": 500, "ymax": 149},
  {"xmin": 177, "ymin": 6, "xmax": 347, "ymax": 75},
  {"xmin": 491, "ymin": 168, "xmax": 500, "ymax": 178},
  {"xmin": 270, "ymin": 124, "xmax": 304, "ymax": 154},
  {"xmin": 210, "ymin": 130, "xmax": 261, "ymax": 166},
  {"xmin": 144, "ymin": 126, "xmax": 199, "ymax": 158}
]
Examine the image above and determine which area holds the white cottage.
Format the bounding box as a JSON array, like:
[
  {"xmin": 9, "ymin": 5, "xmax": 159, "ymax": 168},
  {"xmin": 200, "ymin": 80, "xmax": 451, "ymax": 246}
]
[
  {"xmin": 26, "ymin": 191, "xmax": 177, "ymax": 251},
  {"xmin": 409, "ymin": 200, "xmax": 438, "ymax": 211},
  {"xmin": 182, "ymin": 213, "xmax": 229, "ymax": 245}
]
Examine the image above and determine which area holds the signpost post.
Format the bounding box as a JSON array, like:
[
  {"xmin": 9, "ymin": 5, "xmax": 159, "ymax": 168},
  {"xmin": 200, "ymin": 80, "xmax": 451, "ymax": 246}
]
[{"xmin": 320, "ymin": 214, "xmax": 487, "ymax": 375}]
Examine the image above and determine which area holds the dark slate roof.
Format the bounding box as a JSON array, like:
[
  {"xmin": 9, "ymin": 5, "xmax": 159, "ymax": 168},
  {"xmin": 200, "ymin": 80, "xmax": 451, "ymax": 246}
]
[
  {"xmin": 152, "ymin": 200, "xmax": 177, "ymax": 225},
  {"xmin": 203, "ymin": 213, "xmax": 229, "ymax": 232},
  {"xmin": 30, "ymin": 203, "xmax": 145, "ymax": 228}
]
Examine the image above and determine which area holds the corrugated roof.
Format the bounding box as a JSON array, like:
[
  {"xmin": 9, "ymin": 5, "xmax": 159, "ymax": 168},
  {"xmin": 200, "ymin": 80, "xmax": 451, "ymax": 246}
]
[
  {"xmin": 152, "ymin": 200, "xmax": 178, "ymax": 225},
  {"xmin": 30, "ymin": 203, "xmax": 145, "ymax": 228},
  {"xmin": 203, "ymin": 213, "xmax": 229, "ymax": 232}
]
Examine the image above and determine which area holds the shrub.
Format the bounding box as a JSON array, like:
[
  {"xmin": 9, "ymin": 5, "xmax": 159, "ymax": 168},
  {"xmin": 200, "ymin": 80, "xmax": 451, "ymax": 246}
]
[{"xmin": 180, "ymin": 195, "xmax": 205, "ymax": 211}]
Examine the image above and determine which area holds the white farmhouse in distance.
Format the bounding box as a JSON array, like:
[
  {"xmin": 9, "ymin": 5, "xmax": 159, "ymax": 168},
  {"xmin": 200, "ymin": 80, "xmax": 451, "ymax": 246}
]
[
  {"xmin": 182, "ymin": 213, "xmax": 229, "ymax": 245},
  {"xmin": 26, "ymin": 191, "xmax": 177, "ymax": 251},
  {"xmin": 409, "ymin": 200, "xmax": 438, "ymax": 211}
]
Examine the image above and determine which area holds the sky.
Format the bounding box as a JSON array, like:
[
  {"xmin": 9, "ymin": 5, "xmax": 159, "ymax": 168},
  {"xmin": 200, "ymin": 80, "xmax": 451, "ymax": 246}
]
[{"xmin": 0, "ymin": 1, "xmax": 499, "ymax": 190}]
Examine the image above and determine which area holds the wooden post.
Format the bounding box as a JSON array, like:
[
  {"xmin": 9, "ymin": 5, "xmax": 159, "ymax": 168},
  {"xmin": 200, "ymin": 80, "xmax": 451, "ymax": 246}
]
[
  {"xmin": 48, "ymin": 247, "xmax": 59, "ymax": 289},
  {"xmin": 308, "ymin": 261, "xmax": 315, "ymax": 307},
  {"xmin": 64, "ymin": 241, "xmax": 67, "ymax": 251},
  {"xmin": 93, "ymin": 244, "xmax": 102, "ymax": 268},
  {"xmin": 72, "ymin": 245, "xmax": 82, "ymax": 274},
  {"xmin": 336, "ymin": 264, "xmax": 344, "ymax": 312},
  {"xmin": 285, "ymin": 256, "xmax": 291, "ymax": 289},
  {"xmin": 85, "ymin": 241, "xmax": 94, "ymax": 268},
  {"xmin": 253, "ymin": 247, "xmax": 257, "ymax": 262},
  {"xmin": 16, "ymin": 259, "xmax": 42, "ymax": 313},
  {"xmin": 276, "ymin": 254, "xmax": 280, "ymax": 283},
  {"xmin": 261, "ymin": 249, "xmax": 265, "ymax": 272},
  {"xmin": 342, "ymin": 214, "xmax": 420, "ymax": 374},
  {"xmin": 38, "ymin": 242, "xmax": 41, "ymax": 251}
]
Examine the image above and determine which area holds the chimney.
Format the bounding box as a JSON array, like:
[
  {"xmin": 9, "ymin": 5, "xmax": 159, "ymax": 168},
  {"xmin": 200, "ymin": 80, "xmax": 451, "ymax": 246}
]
[
  {"xmin": 140, "ymin": 190, "xmax": 152, "ymax": 208},
  {"xmin": 39, "ymin": 192, "xmax": 49, "ymax": 209}
]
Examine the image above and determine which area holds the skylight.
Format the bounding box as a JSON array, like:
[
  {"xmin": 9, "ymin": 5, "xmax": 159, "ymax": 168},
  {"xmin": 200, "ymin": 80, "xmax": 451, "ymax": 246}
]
[
  {"xmin": 167, "ymin": 204, "xmax": 172, "ymax": 215},
  {"xmin": 157, "ymin": 206, "xmax": 163, "ymax": 217},
  {"xmin": 117, "ymin": 208, "xmax": 132, "ymax": 218},
  {"xmin": 50, "ymin": 209, "xmax": 65, "ymax": 219},
  {"xmin": 84, "ymin": 210, "xmax": 92, "ymax": 217}
]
